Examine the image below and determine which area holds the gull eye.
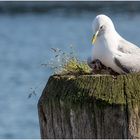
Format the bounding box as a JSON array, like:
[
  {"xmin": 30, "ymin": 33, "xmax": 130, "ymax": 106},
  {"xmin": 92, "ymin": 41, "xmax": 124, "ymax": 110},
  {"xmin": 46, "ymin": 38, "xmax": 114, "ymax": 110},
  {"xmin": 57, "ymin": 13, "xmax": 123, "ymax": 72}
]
[{"xmin": 100, "ymin": 25, "xmax": 104, "ymax": 29}]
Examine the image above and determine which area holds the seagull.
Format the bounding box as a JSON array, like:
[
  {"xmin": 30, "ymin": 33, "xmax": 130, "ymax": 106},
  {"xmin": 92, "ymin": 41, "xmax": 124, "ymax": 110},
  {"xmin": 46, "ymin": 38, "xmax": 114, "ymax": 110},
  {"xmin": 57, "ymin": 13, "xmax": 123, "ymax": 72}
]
[{"xmin": 88, "ymin": 14, "xmax": 140, "ymax": 74}]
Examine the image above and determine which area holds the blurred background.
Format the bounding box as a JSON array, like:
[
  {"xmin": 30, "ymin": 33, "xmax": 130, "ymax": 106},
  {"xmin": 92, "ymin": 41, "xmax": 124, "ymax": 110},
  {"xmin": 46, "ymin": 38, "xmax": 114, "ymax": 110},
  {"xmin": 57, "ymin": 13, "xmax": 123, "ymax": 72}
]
[{"xmin": 1, "ymin": 1, "xmax": 140, "ymax": 138}]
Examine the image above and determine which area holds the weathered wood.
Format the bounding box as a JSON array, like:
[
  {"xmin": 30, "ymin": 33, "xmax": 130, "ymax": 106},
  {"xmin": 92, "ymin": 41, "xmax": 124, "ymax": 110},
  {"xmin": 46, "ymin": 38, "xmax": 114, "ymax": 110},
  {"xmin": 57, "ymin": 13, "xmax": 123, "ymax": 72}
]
[{"xmin": 38, "ymin": 73, "xmax": 140, "ymax": 139}]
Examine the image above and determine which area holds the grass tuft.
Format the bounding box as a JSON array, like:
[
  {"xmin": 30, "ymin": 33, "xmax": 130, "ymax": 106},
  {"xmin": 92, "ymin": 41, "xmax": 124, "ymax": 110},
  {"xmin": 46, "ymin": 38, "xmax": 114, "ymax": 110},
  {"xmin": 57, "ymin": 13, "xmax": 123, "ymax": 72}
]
[
  {"xmin": 42, "ymin": 46, "xmax": 92, "ymax": 75},
  {"xmin": 61, "ymin": 58, "xmax": 92, "ymax": 75}
]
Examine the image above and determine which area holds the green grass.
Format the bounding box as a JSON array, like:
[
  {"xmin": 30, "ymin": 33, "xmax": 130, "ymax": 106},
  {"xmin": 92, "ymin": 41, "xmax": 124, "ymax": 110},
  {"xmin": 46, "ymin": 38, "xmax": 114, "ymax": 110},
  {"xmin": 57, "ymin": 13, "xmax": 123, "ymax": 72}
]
[
  {"xmin": 42, "ymin": 47, "xmax": 92, "ymax": 75},
  {"xmin": 61, "ymin": 58, "xmax": 92, "ymax": 75}
]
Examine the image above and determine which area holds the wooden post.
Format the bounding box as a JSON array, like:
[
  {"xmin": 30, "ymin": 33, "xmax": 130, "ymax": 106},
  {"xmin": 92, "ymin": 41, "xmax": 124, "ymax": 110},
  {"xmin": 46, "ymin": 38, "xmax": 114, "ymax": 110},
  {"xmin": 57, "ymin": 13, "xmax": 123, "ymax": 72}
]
[{"xmin": 38, "ymin": 73, "xmax": 140, "ymax": 139}]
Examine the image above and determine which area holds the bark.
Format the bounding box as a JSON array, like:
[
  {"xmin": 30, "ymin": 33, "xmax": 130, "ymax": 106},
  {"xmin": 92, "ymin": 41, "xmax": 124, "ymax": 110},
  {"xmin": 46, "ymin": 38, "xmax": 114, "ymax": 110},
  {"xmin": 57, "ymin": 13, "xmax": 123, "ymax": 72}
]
[{"xmin": 38, "ymin": 73, "xmax": 140, "ymax": 139}]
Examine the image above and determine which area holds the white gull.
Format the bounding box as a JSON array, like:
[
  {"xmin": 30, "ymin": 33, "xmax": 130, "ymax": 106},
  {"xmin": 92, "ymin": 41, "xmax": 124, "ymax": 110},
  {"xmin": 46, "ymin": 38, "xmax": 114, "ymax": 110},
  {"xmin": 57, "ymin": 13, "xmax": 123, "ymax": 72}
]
[{"xmin": 89, "ymin": 14, "xmax": 140, "ymax": 74}]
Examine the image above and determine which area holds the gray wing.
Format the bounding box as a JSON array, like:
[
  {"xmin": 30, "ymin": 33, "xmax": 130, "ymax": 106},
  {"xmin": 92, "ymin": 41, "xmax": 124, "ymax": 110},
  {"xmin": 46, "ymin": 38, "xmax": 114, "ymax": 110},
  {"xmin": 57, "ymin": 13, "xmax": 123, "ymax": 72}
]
[
  {"xmin": 118, "ymin": 39, "xmax": 140, "ymax": 54},
  {"xmin": 115, "ymin": 38, "xmax": 140, "ymax": 73},
  {"xmin": 114, "ymin": 53, "xmax": 140, "ymax": 73}
]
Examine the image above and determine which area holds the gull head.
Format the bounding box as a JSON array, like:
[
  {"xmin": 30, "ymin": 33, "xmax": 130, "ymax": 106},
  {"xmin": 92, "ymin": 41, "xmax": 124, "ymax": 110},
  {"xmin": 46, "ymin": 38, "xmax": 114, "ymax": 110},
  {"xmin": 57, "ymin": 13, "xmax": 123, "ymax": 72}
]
[{"xmin": 92, "ymin": 14, "xmax": 115, "ymax": 44}]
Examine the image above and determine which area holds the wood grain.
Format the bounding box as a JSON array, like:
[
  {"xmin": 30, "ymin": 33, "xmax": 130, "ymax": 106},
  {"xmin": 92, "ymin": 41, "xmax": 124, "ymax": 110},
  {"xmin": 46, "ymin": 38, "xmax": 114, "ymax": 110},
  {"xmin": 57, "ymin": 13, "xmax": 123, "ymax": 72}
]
[{"xmin": 38, "ymin": 73, "xmax": 140, "ymax": 138}]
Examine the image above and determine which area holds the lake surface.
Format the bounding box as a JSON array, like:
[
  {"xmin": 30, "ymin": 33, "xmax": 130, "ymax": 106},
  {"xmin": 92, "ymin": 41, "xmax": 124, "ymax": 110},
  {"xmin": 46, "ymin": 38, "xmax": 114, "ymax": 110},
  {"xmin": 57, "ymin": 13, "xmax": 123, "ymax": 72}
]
[{"xmin": 0, "ymin": 5, "xmax": 140, "ymax": 138}]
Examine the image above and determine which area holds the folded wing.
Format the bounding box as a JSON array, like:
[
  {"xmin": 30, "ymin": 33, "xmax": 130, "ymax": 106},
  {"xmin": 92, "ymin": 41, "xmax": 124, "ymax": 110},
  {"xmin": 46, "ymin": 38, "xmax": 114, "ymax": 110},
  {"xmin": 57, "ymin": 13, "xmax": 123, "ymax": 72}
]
[
  {"xmin": 118, "ymin": 38, "xmax": 140, "ymax": 54},
  {"xmin": 115, "ymin": 39, "xmax": 140, "ymax": 73}
]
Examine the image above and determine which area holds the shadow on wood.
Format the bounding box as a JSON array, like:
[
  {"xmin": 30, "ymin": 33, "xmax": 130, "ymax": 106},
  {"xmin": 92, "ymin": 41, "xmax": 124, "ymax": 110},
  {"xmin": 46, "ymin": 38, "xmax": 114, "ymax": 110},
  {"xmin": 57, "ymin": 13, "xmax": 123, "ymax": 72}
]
[{"xmin": 38, "ymin": 73, "xmax": 140, "ymax": 138}]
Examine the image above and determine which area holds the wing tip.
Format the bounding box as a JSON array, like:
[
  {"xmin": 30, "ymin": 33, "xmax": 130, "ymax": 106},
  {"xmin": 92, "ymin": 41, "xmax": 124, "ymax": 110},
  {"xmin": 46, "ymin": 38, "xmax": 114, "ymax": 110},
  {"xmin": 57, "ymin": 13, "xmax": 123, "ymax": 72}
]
[{"xmin": 114, "ymin": 57, "xmax": 130, "ymax": 73}]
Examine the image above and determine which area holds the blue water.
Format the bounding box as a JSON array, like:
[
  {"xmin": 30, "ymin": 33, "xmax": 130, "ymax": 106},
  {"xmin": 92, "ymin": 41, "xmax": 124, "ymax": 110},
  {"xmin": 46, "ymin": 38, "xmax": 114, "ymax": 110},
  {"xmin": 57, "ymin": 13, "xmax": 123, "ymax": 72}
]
[{"xmin": 0, "ymin": 11, "xmax": 140, "ymax": 138}]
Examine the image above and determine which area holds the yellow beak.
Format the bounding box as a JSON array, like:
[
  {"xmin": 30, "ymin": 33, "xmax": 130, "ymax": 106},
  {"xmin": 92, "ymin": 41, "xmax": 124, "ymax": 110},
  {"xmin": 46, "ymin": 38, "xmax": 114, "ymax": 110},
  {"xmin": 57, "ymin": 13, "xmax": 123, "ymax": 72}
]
[{"xmin": 92, "ymin": 30, "xmax": 99, "ymax": 44}]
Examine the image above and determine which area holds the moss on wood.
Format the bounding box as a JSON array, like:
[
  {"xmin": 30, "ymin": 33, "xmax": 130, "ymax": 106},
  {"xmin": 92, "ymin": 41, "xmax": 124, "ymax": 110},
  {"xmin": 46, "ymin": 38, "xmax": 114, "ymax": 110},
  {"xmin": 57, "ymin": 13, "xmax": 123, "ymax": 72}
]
[
  {"xmin": 38, "ymin": 72, "xmax": 140, "ymax": 139},
  {"xmin": 41, "ymin": 73, "xmax": 140, "ymax": 106}
]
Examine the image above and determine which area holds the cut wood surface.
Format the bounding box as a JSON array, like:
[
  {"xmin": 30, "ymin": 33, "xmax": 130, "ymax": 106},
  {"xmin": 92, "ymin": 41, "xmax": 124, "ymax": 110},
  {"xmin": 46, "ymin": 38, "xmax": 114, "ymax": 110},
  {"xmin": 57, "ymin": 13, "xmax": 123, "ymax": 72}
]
[{"xmin": 38, "ymin": 73, "xmax": 140, "ymax": 138}]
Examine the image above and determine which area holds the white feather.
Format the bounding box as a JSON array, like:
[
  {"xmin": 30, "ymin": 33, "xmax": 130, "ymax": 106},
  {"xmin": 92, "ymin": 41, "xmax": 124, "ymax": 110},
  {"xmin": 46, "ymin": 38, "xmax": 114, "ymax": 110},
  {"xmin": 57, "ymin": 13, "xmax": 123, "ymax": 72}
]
[{"xmin": 91, "ymin": 14, "xmax": 140, "ymax": 74}]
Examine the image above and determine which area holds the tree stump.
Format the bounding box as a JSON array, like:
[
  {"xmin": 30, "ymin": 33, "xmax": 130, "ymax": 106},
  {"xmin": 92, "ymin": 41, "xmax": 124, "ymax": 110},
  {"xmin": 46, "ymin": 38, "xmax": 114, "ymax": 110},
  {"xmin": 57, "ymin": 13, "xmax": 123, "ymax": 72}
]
[{"xmin": 38, "ymin": 73, "xmax": 140, "ymax": 139}]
